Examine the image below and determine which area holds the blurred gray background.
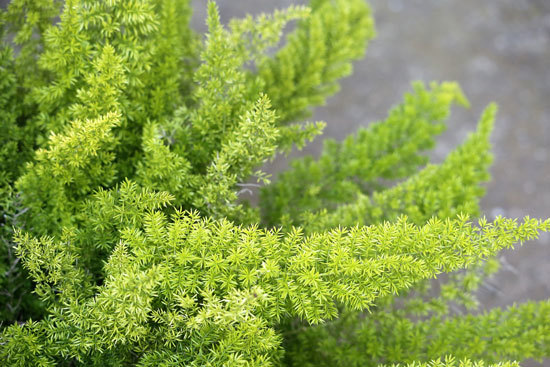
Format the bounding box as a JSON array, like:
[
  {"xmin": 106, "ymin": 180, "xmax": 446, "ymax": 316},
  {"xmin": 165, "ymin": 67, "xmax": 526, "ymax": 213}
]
[{"xmin": 192, "ymin": 0, "xmax": 550, "ymax": 314}]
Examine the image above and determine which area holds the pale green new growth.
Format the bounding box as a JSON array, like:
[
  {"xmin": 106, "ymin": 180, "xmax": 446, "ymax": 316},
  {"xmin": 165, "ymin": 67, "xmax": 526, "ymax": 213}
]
[
  {"xmin": 196, "ymin": 95, "xmax": 279, "ymax": 219},
  {"xmin": 286, "ymin": 291, "xmax": 550, "ymax": 366},
  {"xmin": 262, "ymin": 81, "xmax": 470, "ymax": 226},
  {"xmin": 259, "ymin": 0, "xmax": 375, "ymax": 123},
  {"xmin": 17, "ymin": 112, "xmax": 120, "ymax": 234},
  {"xmin": 8, "ymin": 206, "xmax": 549, "ymax": 365},
  {"xmin": 301, "ymin": 103, "xmax": 496, "ymax": 232},
  {"xmin": 386, "ymin": 356, "xmax": 520, "ymax": 367}
]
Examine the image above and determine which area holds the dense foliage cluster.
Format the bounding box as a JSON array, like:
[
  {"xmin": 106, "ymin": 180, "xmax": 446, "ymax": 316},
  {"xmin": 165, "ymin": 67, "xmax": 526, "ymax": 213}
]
[{"xmin": 0, "ymin": 0, "xmax": 548, "ymax": 366}]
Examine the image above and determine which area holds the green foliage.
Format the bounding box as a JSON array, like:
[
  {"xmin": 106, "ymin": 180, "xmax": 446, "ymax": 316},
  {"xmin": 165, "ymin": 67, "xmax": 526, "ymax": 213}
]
[
  {"xmin": 261, "ymin": 81, "xmax": 470, "ymax": 226},
  {"xmin": 299, "ymin": 103, "xmax": 496, "ymax": 232},
  {"xmin": 258, "ymin": 0, "xmax": 375, "ymax": 123},
  {"xmin": 17, "ymin": 112, "xmax": 121, "ymax": 234},
  {"xmin": 0, "ymin": 0, "xmax": 549, "ymax": 366},
  {"xmin": 285, "ymin": 288, "xmax": 550, "ymax": 367},
  {"xmin": 5, "ymin": 208, "xmax": 549, "ymax": 365},
  {"xmin": 0, "ymin": 0, "xmax": 63, "ymax": 322},
  {"xmin": 385, "ymin": 356, "xmax": 520, "ymax": 367}
]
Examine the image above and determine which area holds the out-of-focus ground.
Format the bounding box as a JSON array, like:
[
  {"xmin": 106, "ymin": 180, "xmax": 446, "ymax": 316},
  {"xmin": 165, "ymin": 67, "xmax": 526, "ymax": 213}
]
[{"xmin": 193, "ymin": 0, "xmax": 550, "ymax": 317}]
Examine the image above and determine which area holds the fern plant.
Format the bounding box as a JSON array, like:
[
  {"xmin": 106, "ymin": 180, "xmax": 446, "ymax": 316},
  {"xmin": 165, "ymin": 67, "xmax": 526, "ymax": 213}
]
[{"xmin": 0, "ymin": 0, "xmax": 549, "ymax": 366}]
